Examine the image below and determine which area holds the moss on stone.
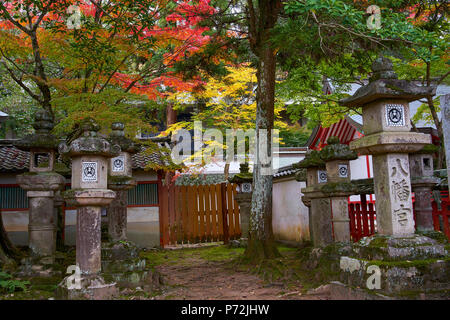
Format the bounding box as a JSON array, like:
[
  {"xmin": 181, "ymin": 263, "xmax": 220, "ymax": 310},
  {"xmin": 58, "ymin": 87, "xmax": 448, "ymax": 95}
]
[
  {"xmin": 108, "ymin": 175, "xmax": 134, "ymax": 184},
  {"xmin": 228, "ymin": 172, "xmax": 253, "ymax": 183},
  {"xmin": 416, "ymin": 230, "xmax": 449, "ymax": 244},
  {"xmin": 320, "ymin": 182, "xmax": 356, "ymax": 194},
  {"xmin": 62, "ymin": 188, "xmax": 84, "ymax": 198},
  {"xmin": 365, "ymin": 257, "xmax": 450, "ymax": 269},
  {"xmin": 367, "ymin": 236, "xmax": 389, "ymax": 248},
  {"xmin": 319, "ymin": 138, "xmax": 358, "ymax": 162},
  {"xmin": 418, "ymin": 144, "xmax": 440, "ymax": 154},
  {"xmin": 295, "ymin": 150, "xmax": 325, "ymax": 168}
]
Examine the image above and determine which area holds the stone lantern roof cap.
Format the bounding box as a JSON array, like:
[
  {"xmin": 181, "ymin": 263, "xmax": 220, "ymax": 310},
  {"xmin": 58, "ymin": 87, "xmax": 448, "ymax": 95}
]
[
  {"xmin": 14, "ymin": 109, "xmax": 59, "ymax": 151},
  {"xmin": 108, "ymin": 122, "xmax": 140, "ymax": 154},
  {"xmin": 319, "ymin": 136, "xmax": 358, "ymax": 161},
  {"xmin": 294, "ymin": 149, "xmax": 325, "ymax": 169},
  {"xmin": 59, "ymin": 118, "xmax": 121, "ymax": 158},
  {"xmin": 228, "ymin": 162, "xmax": 253, "ymax": 183},
  {"xmin": 340, "ymin": 57, "xmax": 436, "ymax": 108}
]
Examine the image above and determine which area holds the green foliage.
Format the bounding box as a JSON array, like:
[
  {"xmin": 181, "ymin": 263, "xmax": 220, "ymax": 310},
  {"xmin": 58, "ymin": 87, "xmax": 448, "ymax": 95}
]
[
  {"xmin": 411, "ymin": 96, "xmax": 441, "ymax": 125},
  {"xmin": 0, "ymin": 68, "xmax": 39, "ymax": 138},
  {"xmin": 275, "ymin": 0, "xmax": 448, "ymax": 129},
  {"xmin": 279, "ymin": 125, "xmax": 311, "ymax": 147},
  {"xmin": 52, "ymin": 89, "xmax": 158, "ymax": 138},
  {"xmin": 0, "ymin": 271, "xmax": 29, "ymax": 293}
]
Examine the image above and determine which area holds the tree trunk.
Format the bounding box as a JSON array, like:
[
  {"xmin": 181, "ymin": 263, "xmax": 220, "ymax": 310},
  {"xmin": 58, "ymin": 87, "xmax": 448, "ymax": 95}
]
[
  {"xmin": 165, "ymin": 103, "xmax": 177, "ymax": 186},
  {"xmin": 0, "ymin": 209, "xmax": 18, "ymax": 265},
  {"xmin": 244, "ymin": 0, "xmax": 281, "ymax": 261},
  {"xmin": 425, "ymin": 60, "xmax": 445, "ymax": 169}
]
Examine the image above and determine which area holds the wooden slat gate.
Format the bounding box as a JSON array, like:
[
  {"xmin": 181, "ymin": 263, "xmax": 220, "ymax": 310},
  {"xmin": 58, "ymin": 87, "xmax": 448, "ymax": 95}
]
[{"xmin": 159, "ymin": 182, "xmax": 241, "ymax": 247}]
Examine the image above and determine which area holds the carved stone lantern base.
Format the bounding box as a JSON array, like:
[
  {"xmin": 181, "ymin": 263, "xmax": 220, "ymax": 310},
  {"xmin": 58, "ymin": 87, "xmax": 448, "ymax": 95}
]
[
  {"xmin": 106, "ymin": 177, "xmax": 137, "ymax": 242},
  {"xmin": 16, "ymin": 172, "xmax": 65, "ymax": 266},
  {"xmin": 234, "ymin": 193, "xmax": 252, "ymax": 239},
  {"xmin": 335, "ymin": 233, "xmax": 449, "ymax": 299},
  {"xmin": 302, "ymin": 186, "xmax": 333, "ymax": 247},
  {"xmin": 59, "ymin": 189, "xmax": 118, "ymax": 299}
]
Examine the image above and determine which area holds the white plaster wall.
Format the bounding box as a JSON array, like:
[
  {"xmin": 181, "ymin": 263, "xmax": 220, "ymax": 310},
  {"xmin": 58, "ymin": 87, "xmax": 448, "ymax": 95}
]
[
  {"xmin": 272, "ymin": 178, "xmax": 310, "ymax": 242},
  {"xmin": 2, "ymin": 206, "xmax": 159, "ymax": 228},
  {"xmin": 349, "ymin": 155, "xmax": 374, "ymax": 202}
]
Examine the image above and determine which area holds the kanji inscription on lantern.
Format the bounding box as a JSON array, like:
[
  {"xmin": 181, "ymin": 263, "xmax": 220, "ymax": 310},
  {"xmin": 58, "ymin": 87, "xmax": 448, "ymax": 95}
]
[
  {"xmin": 112, "ymin": 156, "xmax": 125, "ymax": 172},
  {"xmin": 394, "ymin": 204, "xmax": 411, "ymax": 227},
  {"xmin": 338, "ymin": 164, "xmax": 348, "ymax": 178},
  {"xmin": 385, "ymin": 104, "xmax": 405, "ymax": 127},
  {"xmin": 392, "ymin": 179, "xmax": 410, "ymax": 202},
  {"xmin": 82, "ymin": 161, "xmax": 98, "ymax": 182},
  {"xmin": 318, "ymin": 170, "xmax": 328, "ymax": 183}
]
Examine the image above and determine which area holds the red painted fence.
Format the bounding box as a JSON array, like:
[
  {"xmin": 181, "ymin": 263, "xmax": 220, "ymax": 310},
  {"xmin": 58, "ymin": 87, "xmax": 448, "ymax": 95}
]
[
  {"xmin": 431, "ymin": 196, "xmax": 450, "ymax": 241},
  {"xmin": 348, "ymin": 191, "xmax": 450, "ymax": 242},
  {"xmin": 349, "ymin": 196, "xmax": 376, "ymax": 242}
]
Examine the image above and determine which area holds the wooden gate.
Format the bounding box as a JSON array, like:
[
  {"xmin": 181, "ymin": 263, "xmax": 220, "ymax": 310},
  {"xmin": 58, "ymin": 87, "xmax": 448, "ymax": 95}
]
[{"xmin": 159, "ymin": 182, "xmax": 241, "ymax": 247}]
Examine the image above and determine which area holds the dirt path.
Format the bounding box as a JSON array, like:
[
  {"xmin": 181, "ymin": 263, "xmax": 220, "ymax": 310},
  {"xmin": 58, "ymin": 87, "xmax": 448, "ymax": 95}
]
[{"xmin": 148, "ymin": 246, "xmax": 330, "ymax": 300}]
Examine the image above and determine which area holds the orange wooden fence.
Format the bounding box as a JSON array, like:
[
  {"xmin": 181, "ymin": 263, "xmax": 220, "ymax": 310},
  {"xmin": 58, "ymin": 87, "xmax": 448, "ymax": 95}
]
[{"xmin": 159, "ymin": 182, "xmax": 241, "ymax": 247}]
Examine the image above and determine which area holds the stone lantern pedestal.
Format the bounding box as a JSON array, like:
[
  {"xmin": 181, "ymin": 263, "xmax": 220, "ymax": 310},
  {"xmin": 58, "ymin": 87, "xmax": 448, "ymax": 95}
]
[
  {"xmin": 328, "ymin": 57, "xmax": 450, "ymax": 299},
  {"xmin": 57, "ymin": 119, "xmax": 119, "ymax": 300},
  {"xmin": 297, "ymin": 150, "xmax": 332, "ymax": 247},
  {"xmin": 15, "ymin": 110, "xmax": 65, "ymax": 271},
  {"xmin": 106, "ymin": 122, "xmax": 139, "ymax": 243},
  {"xmin": 319, "ymin": 137, "xmax": 358, "ymax": 243},
  {"xmin": 100, "ymin": 122, "xmax": 152, "ymax": 289},
  {"xmin": 228, "ymin": 163, "xmax": 253, "ymax": 241},
  {"xmin": 409, "ymin": 146, "xmax": 440, "ymax": 232}
]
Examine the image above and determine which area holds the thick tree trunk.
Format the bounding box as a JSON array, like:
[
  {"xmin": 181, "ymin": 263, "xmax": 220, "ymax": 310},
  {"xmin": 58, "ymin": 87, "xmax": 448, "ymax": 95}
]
[
  {"xmin": 0, "ymin": 209, "xmax": 18, "ymax": 265},
  {"xmin": 245, "ymin": 3, "xmax": 281, "ymax": 260}
]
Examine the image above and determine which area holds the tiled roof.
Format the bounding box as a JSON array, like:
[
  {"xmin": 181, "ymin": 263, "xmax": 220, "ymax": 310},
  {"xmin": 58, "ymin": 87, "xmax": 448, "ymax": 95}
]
[
  {"xmin": 0, "ymin": 140, "xmax": 169, "ymax": 173},
  {"xmin": 0, "ymin": 142, "xmax": 29, "ymax": 172},
  {"xmin": 131, "ymin": 143, "xmax": 172, "ymax": 170},
  {"xmin": 273, "ymin": 165, "xmax": 297, "ymax": 179}
]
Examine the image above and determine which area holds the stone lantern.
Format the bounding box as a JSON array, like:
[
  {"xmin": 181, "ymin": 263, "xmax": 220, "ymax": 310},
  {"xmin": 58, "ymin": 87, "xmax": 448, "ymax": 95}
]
[
  {"xmin": 331, "ymin": 58, "xmax": 449, "ymax": 300},
  {"xmin": 15, "ymin": 110, "xmax": 65, "ymax": 265},
  {"xmin": 296, "ymin": 150, "xmax": 332, "ymax": 247},
  {"xmin": 58, "ymin": 119, "xmax": 120, "ymax": 299},
  {"xmin": 319, "ymin": 137, "xmax": 358, "ymax": 242},
  {"xmin": 409, "ymin": 145, "xmax": 440, "ymax": 231},
  {"xmin": 228, "ymin": 162, "xmax": 253, "ymax": 239},
  {"xmin": 341, "ymin": 56, "xmax": 435, "ymax": 236},
  {"xmin": 107, "ymin": 122, "xmax": 139, "ymax": 242}
]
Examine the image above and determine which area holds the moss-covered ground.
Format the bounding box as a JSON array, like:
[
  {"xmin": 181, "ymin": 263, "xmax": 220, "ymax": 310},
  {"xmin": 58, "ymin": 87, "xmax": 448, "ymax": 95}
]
[{"xmin": 1, "ymin": 242, "xmax": 335, "ymax": 300}]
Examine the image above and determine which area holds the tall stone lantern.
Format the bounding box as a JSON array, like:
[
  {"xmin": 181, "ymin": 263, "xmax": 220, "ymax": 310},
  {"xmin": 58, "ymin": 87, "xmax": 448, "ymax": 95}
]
[
  {"xmin": 297, "ymin": 150, "xmax": 332, "ymax": 247},
  {"xmin": 107, "ymin": 122, "xmax": 139, "ymax": 242},
  {"xmin": 319, "ymin": 137, "xmax": 358, "ymax": 242},
  {"xmin": 409, "ymin": 145, "xmax": 440, "ymax": 231},
  {"xmin": 58, "ymin": 119, "xmax": 119, "ymax": 299},
  {"xmin": 228, "ymin": 162, "xmax": 253, "ymax": 239},
  {"xmin": 341, "ymin": 57, "xmax": 435, "ymax": 236},
  {"xmin": 16, "ymin": 110, "xmax": 65, "ymax": 265}
]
